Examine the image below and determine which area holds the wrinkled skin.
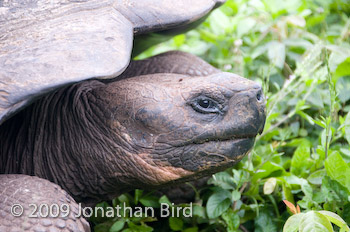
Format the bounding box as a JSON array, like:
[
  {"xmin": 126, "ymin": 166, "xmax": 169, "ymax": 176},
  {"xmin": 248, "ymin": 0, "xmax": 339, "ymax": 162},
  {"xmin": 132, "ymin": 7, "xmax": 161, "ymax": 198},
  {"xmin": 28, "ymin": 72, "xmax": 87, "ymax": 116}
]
[
  {"xmin": 100, "ymin": 72, "xmax": 265, "ymax": 181},
  {"xmin": 0, "ymin": 52, "xmax": 265, "ymax": 205},
  {"xmin": 0, "ymin": 52, "xmax": 265, "ymax": 204},
  {"xmin": 0, "ymin": 51, "xmax": 265, "ymax": 232}
]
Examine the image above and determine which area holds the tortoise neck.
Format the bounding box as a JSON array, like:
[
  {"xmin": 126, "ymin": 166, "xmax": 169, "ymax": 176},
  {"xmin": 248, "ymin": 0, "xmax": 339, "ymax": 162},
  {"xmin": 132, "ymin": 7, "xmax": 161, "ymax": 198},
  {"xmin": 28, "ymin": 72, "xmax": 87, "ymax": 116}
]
[{"xmin": 0, "ymin": 80, "xmax": 130, "ymax": 204}]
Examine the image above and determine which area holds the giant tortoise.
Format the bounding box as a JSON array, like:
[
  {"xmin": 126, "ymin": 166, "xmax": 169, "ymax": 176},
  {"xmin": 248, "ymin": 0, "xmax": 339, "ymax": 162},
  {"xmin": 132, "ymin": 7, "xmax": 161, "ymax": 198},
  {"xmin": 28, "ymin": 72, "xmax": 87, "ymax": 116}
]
[{"xmin": 0, "ymin": 0, "xmax": 266, "ymax": 231}]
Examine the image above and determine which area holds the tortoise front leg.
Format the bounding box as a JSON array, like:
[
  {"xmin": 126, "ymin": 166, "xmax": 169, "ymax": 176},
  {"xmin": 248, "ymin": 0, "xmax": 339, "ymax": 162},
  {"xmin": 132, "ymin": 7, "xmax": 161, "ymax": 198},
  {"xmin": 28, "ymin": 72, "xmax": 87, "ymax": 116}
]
[{"xmin": 0, "ymin": 174, "xmax": 90, "ymax": 232}]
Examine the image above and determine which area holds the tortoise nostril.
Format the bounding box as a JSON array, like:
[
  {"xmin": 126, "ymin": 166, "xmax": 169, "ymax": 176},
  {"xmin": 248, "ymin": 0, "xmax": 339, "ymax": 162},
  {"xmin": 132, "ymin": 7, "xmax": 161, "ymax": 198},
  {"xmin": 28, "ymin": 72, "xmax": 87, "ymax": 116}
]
[{"xmin": 256, "ymin": 90, "xmax": 263, "ymax": 102}]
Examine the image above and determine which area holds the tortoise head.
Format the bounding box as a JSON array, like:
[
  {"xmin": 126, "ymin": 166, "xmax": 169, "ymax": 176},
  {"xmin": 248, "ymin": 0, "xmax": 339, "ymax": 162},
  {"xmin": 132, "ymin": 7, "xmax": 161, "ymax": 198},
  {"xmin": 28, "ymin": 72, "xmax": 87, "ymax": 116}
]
[{"xmin": 96, "ymin": 72, "xmax": 265, "ymax": 188}]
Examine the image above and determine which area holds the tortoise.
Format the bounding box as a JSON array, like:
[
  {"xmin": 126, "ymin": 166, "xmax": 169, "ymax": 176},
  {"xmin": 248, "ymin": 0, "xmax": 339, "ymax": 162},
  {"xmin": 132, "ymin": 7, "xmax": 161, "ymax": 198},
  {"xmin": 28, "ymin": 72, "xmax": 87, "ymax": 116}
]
[{"xmin": 0, "ymin": 0, "xmax": 266, "ymax": 231}]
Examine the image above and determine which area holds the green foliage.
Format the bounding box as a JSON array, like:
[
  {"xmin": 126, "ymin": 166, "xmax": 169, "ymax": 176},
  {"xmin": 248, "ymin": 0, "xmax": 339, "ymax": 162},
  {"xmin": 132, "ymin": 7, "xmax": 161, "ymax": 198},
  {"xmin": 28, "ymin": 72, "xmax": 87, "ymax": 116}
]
[
  {"xmin": 92, "ymin": 0, "xmax": 350, "ymax": 231},
  {"xmin": 283, "ymin": 210, "xmax": 350, "ymax": 232}
]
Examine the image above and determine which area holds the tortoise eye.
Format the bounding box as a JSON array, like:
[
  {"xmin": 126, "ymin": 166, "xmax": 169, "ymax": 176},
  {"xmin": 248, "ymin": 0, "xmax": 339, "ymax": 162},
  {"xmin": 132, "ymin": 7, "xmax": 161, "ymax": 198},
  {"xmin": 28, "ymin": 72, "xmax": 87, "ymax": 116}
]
[
  {"xmin": 198, "ymin": 99, "xmax": 210, "ymax": 108},
  {"xmin": 191, "ymin": 97, "xmax": 221, "ymax": 114}
]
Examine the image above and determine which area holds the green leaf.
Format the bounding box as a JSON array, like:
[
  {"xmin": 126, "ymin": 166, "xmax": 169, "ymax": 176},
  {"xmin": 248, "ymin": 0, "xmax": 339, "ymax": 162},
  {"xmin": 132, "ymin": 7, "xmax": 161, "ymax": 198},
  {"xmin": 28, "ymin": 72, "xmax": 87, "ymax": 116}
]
[
  {"xmin": 158, "ymin": 195, "xmax": 172, "ymax": 206},
  {"xmin": 281, "ymin": 181, "xmax": 294, "ymax": 205},
  {"xmin": 134, "ymin": 189, "xmax": 143, "ymax": 205},
  {"xmin": 325, "ymin": 152, "xmax": 350, "ymax": 191},
  {"xmin": 254, "ymin": 208, "xmax": 278, "ymax": 232},
  {"xmin": 334, "ymin": 57, "xmax": 350, "ymax": 78},
  {"xmin": 139, "ymin": 195, "xmax": 160, "ymax": 208},
  {"xmin": 252, "ymin": 161, "xmax": 285, "ymax": 182},
  {"xmin": 291, "ymin": 143, "xmax": 312, "ymax": 177},
  {"xmin": 307, "ymin": 169, "xmax": 326, "ymax": 185},
  {"xmin": 321, "ymin": 176, "xmax": 349, "ymax": 204},
  {"xmin": 209, "ymin": 172, "xmax": 236, "ymax": 190},
  {"xmin": 206, "ymin": 190, "xmax": 232, "ymax": 218},
  {"xmin": 110, "ymin": 221, "xmax": 125, "ymax": 232},
  {"xmin": 231, "ymin": 190, "xmax": 241, "ymax": 201},
  {"xmin": 183, "ymin": 227, "xmax": 199, "ymax": 232},
  {"xmin": 283, "ymin": 213, "xmax": 305, "ymax": 232},
  {"xmin": 221, "ymin": 208, "xmax": 240, "ymax": 231},
  {"xmin": 118, "ymin": 194, "xmax": 130, "ymax": 204},
  {"xmin": 169, "ymin": 217, "xmax": 183, "ymax": 231},
  {"xmin": 193, "ymin": 205, "xmax": 206, "ymax": 218},
  {"xmin": 283, "ymin": 175, "xmax": 313, "ymax": 199},
  {"xmin": 318, "ymin": 211, "xmax": 350, "ymax": 231},
  {"xmin": 299, "ymin": 211, "xmax": 333, "ymax": 232}
]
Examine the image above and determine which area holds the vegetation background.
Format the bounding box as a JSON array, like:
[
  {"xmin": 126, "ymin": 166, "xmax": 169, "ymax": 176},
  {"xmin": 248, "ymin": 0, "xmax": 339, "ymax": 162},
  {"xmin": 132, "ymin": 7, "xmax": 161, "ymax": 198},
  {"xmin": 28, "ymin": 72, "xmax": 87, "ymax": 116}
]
[{"xmin": 92, "ymin": 0, "xmax": 350, "ymax": 231}]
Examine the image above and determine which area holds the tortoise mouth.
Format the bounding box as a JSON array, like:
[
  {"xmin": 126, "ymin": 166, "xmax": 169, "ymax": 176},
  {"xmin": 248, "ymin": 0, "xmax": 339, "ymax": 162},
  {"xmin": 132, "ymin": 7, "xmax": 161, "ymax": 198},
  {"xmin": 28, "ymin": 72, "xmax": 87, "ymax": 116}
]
[
  {"xmin": 169, "ymin": 135, "xmax": 255, "ymax": 161},
  {"xmin": 200, "ymin": 137, "xmax": 255, "ymax": 160},
  {"xmin": 191, "ymin": 134, "xmax": 257, "ymax": 145},
  {"xmin": 171, "ymin": 134, "xmax": 256, "ymax": 160}
]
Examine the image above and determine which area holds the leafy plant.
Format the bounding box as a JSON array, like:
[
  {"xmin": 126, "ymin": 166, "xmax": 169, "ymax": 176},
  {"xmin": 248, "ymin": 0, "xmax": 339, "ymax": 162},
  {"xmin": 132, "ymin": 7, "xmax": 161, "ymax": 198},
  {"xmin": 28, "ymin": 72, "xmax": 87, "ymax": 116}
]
[
  {"xmin": 283, "ymin": 200, "xmax": 350, "ymax": 232},
  {"xmin": 92, "ymin": 0, "xmax": 350, "ymax": 231}
]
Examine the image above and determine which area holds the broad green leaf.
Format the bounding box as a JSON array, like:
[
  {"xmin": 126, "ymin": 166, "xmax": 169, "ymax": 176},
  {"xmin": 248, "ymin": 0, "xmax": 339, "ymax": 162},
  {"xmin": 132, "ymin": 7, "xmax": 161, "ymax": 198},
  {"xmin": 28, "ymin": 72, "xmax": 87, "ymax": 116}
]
[
  {"xmin": 221, "ymin": 208, "xmax": 240, "ymax": 231},
  {"xmin": 209, "ymin": 172, "xmax": 236, "ymax": 190},
  {"xmin": 299, "ymin": 211, "xmax": 333, "ymax": 232},
  {"xmin": 283, "ymin": 213, "xmax": 305, "ymax": 232},
  {"xmin": 193, "ymin": 205, "xmax": 206, "ymax": 218},
  {"xmin": 110, "ymin": 221, "xmax": 125, "ymax": 232},
  {"xmin": 254, "ymin": 208, "xmax": 278, "ymax": 232},
  {"xmin": 231, "ymin": 190, "xmax": 241, "ymax": 201},
  {"xmin": 206, "ymin": 190, "xmax": 232, "ymax": 218},
  {"xmin": 169, "ymin": 217, "xmax": 183, "ymax": 231},
  {"xmin": 318, "ymin": 211, "xmax": 350, "ymax": 231},
  {"xmin": 301, "ymin": 182, "xmax": 313, "ymax": 199},
  {"xmin": 325, "ymin": 152, "xmax": 350, "ymax": 191},
  {"xmin": 283, "ymin": 175, "xmax": 313, "ymax": 199},
  {"xmin": 321, "ymin": 176, "xmax": 349, "ymax": 204},
  {"xmin": 291, "ymin": 144, "xmax": 312, "ymax": 177},
  {"xmin": 307, "ymin": 169, "xmax": 326, "ymax": 185},
  {"xmin": 158, "ymin": 195, "xmax": 172, "ymax": 206},
  {"xmin": 252, "ymin": 161, "xmax": 285, "ymax": 182},
  {"xmin": 139, "ymin": 195, "xmax": 160, "ymax": 208}
]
